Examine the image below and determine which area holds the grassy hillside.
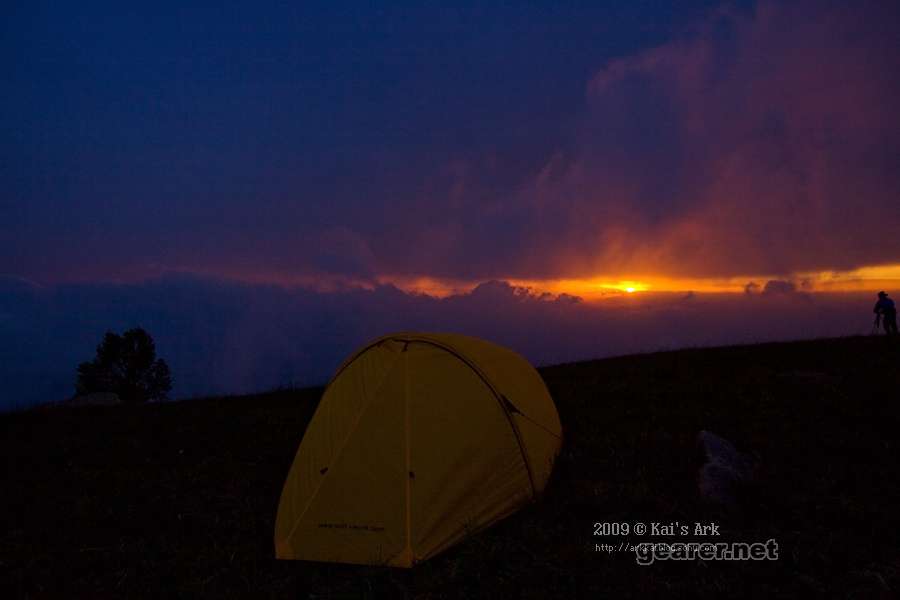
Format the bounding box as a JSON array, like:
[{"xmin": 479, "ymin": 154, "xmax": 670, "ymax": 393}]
[{"xmin": 2, "ymin": 336, "xmax": 899, "ymax": 598}]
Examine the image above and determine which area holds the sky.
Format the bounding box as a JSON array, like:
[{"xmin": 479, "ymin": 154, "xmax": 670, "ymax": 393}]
[{"xmin": 2, "ymin": 1, "xmax": 899, "ymax": 408}]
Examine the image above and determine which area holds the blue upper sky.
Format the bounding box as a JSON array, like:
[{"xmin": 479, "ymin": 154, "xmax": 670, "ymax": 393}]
[{"xmin": 2, "ymin": 1, "xmax": 753, "ymax": 282}]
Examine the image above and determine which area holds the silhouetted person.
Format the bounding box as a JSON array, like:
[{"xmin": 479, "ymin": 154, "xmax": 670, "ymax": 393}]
[{"xmin": 873, "ymin": 291, "xmax": 897, "ymax": 335}]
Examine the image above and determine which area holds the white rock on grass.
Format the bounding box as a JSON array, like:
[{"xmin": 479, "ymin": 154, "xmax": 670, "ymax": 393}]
[{"xmin": 697, "ymin": 430, "xmax": 757, "ymax": 504}]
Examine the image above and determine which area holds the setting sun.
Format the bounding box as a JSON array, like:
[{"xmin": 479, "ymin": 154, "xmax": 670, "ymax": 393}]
[{"xmin": 626, "ymin": 287, "xmax": 636, "ymax": 293}]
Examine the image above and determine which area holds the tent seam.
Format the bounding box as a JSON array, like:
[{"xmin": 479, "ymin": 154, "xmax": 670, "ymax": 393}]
[
  {"xmin": 283, "ymin": 353, "xmax": 403, "ymax": 547},
  {"xmin": 395, "ymin": 336, "xmax": 538, "ymax": 499},
  {"xmin": 403, "ymin": 346, "xmax": 413, "ymax": 565}
]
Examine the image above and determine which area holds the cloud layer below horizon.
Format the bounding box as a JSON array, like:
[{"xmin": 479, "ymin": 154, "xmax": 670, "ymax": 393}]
[{"xmin": 0, "ymin": 274, "xmax": 878, "ymax": 410}]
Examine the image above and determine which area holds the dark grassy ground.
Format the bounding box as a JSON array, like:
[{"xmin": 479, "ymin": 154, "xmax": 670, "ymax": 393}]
[{"xmin": 2, "ymin": 335, "xmax": 899, "ymax": 598}]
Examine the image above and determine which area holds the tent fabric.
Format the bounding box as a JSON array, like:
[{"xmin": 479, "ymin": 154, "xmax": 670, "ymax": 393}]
[{"xmin": 274, "ymin": 332, "xmax": 563, "ymax": 567}]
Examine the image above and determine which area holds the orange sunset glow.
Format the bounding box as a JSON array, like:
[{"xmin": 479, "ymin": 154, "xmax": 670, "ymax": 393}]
[{"xmin": 381, "ymin": 263, "xmax": 900, "ymax": 300}]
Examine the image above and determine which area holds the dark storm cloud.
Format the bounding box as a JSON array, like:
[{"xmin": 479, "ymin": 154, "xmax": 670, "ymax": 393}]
[
  {"xmin": 367, "ymin": 0, "xmax": 900, "ymax": 280},
  {"xmin": 0, "ymin": 274, "xmax": 873, "ymax": 410}
]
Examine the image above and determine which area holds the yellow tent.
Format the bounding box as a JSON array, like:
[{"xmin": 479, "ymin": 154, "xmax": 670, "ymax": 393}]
[{"xmin": 274, "ymin": 332, "xmax": 563, "ymax": 567}]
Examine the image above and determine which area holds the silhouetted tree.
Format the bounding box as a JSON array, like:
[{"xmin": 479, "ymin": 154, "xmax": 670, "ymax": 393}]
[{"xmin": 76, "ymin": 327, "xmax": 172, "ymax": 403}]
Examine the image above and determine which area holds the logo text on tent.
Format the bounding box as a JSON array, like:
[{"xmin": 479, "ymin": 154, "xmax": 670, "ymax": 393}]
[{"xmin": 318, "ymin": 522, "xmax": 386, "ymax": 533}]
